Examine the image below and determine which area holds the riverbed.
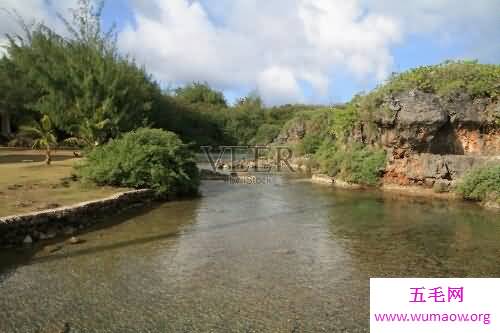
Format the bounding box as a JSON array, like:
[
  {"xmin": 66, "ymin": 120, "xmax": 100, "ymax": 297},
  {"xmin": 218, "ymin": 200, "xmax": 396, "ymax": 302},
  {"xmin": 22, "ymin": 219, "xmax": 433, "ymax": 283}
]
[{"xmin": 0, "ymin": 177, "xmax": 499, "ymax": 332}]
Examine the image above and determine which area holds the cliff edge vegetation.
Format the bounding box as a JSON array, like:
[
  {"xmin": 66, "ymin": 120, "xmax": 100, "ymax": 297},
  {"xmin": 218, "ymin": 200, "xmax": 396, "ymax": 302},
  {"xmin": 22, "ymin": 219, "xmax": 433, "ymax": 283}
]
[{"xmin": 277, "ymin": 61, "xmax": 500, "ymax": 206}]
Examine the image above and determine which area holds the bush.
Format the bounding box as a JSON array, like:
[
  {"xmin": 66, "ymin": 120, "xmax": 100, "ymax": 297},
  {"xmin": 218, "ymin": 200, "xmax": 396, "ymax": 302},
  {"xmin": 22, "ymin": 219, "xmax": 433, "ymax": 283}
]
[
  {"xmin": 314, "ymin": 140, "xmax": 340, "ymax": 176},
  {"xmin": 76, "ymin": 128, "xmax": 200, "ymax": 197},
  {"xmin": 329, "ymin": 103, "xmax": 359, "ymax": 140},
  {"xmin": 314, "ymin": 143, "xmax": 386, "ymax": 186},
  {"xmin": 375, "ymin": 61, "xmax": 500, "ymax": 99},
  {"xmin": 301, "ymin": 133, "xmax": 324, "ymax": 154},
  {"xmin": 252, "ymin": 124, "xmax": 281, "ymax": 145},
  {"xmin": 456, "ymin": 164, "xmax": 500, "ymax": 202}
]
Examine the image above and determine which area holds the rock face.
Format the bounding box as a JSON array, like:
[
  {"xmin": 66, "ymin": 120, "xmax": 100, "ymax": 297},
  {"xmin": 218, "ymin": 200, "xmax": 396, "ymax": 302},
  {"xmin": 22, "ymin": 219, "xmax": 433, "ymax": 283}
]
[
  {"xmin": 275, "ymin": 119, "xmax": 306, "ymax": 144},
  {"xmin": 384, "ymin": 153, "xmax": 499, "ymax": 186},
  {"xmin": 372, "ymin": 90, "xmax": 500, "ymax": 155},
  {"xmin": 370, "ymin": 90, "xmax": 500, "ymax": 186}
]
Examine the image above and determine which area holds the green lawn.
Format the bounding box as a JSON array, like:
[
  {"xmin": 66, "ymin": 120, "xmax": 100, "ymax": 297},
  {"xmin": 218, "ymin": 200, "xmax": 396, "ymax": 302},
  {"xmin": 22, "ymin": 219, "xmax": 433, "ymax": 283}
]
[{"xmin": 0, "ymin": 149, "xmax": 129, "ymax": 217}]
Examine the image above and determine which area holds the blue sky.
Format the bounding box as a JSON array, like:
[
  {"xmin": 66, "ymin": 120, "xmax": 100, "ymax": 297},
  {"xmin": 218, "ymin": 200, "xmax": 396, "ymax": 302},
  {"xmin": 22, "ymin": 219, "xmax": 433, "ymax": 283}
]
[{"xmin": 1, "ymin": 0, "xmax": 499, "ymax": 105}]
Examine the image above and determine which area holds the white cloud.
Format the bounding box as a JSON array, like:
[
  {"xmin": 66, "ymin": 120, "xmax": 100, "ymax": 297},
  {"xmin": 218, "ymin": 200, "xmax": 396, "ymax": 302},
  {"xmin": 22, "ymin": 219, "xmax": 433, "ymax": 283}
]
[
  {"xmin": 0, "ymin": 0, "xmax": 45, "ymax": 52},
  {"xmin": 257, "ymin": 66, "xmax": 304, "ymax": 105},
  {"xmin": 361, "ymin": 0, "xmax": 500, "ymax": 62},
  {"xmin": 119, "ymin": 0, "xmax": 403, "ymax": 105},
  {"xmin": 0, "ymin": 0, "xmax": 86, "ymax": 54},
  {"xmin": 1, "ymin": 0, "xmax": 498, "ymax": 105}
]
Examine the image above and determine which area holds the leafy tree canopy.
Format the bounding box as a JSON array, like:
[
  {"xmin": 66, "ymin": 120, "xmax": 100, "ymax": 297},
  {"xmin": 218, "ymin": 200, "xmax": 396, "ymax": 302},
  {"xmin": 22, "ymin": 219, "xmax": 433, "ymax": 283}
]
[
  {"xmin": 4, "ymin": 0, "xmax": 160, "ymax": 145},
  {"xmin": 174, "ymin": 82, "xmax": 227, "ymax": 107}
]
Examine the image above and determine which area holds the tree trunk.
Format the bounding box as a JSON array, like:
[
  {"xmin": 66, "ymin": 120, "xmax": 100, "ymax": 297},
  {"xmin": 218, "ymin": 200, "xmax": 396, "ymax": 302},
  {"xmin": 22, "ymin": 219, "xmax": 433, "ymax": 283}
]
[
  {"xmin": 45, "ymin": 147, "xmax": 52, "ymax": 165},
  {"xmin": 0, "ymin": 111, "xmax": 11, "ymax": 137}
]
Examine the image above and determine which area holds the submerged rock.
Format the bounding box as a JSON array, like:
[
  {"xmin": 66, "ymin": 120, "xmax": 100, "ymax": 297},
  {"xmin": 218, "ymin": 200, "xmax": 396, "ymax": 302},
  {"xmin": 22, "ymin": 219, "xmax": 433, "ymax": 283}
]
[
  {"xmin": 23, "ymin": 235, "xmax": 33, "ymax": 244},
  {"xmin": 67, "ymin": 237, "xmax": 84, "ymax": 245},
  {"xmin": 64, "ymin": 226, "xmax": 76, "ymax": 235},
  {"xmin": 46, "ymin": 229, "xmax": 58, "ymax": 239}
]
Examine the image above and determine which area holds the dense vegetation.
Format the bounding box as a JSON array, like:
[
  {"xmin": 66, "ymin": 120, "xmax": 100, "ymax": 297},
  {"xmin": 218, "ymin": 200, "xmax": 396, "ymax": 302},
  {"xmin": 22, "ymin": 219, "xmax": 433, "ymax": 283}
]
[
  {"xmin": 313, "ymin": 142, "xmax": 386, "ymax": 186},
  {"xmin": 457, "ymin": 164, "xmax": 500, "ymax": 203},
  {"xmin": 4, "ymin": 1, "xmax": 159, "ymax": 146},
  {"xmin": 375, "ymin": 60, "xmax": 500, "ymax": 99},
  {"xmin": 1, "ymin": 0, "xmax": 498, "ymax": 196},
  {"xmin": 280, "ymin": 108, "xmax": 332, "ymax": 155},
  {"xmin": 77, "ymin": 128, "xmax": 199, "ymax": 196}
]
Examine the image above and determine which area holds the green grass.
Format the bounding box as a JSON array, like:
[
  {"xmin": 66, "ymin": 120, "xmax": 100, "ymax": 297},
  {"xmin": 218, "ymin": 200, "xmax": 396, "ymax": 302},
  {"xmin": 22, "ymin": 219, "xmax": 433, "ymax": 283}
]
[{"xmin": 0, "ymin": 151, "xmax": 129, "ymax": 217}]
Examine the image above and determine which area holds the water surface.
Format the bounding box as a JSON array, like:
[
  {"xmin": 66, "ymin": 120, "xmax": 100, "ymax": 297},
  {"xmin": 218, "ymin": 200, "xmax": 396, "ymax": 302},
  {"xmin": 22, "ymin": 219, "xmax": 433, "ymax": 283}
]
[{"xmin": 0, "ymin": 178, "xmax": 499, "ymax": 332}]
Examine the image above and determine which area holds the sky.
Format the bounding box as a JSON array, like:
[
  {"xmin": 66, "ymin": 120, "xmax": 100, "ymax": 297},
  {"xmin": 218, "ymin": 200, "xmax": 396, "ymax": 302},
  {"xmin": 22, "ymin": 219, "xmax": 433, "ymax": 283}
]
[{"xmin": 0, "ymin": 0, "xmax": 499, "ymax": 106}]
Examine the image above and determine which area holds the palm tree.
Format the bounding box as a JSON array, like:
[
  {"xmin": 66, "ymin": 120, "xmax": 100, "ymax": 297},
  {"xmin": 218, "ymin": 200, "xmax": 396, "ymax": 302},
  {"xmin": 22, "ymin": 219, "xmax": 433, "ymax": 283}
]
[
  {"xmin": 64, "ymin": 118, "xmax": 111, "ymax": 148},
  {"xmin": 19, "ymin": 115, "xmax": 58, "ymax": 165}
]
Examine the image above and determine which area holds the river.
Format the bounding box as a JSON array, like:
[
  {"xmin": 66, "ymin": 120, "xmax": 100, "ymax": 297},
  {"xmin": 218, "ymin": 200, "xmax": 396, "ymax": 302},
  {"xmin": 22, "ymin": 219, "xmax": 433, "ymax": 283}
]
[{"xmin": 0, "ymin": 177, "xmax": 499, "ymax": 332}]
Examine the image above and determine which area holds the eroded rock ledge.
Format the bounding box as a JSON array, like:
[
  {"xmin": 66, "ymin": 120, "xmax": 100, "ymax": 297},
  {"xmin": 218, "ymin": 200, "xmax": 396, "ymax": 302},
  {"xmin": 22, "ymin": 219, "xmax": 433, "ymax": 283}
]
[
  {"xmin": 384, "ymin": 153, "xmax": 500, "ymax": 190},
  {"xmin": 363, "ymin": 90, "xmax": 499, "ymax": 191},
  {"xmin": 0, "ymin": 189, "xmax": 155, "ymax": 248}
]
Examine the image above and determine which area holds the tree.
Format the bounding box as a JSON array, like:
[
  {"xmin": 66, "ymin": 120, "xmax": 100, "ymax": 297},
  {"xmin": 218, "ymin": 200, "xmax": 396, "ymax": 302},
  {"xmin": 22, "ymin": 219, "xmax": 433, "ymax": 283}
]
[
  {"xmin": 64, "ymin": 118, "xmax": 111, "ymax": 148},
  {"xmin": 5, "ymin": 0, "xmax": 160, "ymax": 146},
  {"xmin": 0, "ymin": 56, "xmax": 39, "ymax": 135},
  {"xmin": 175, "ymin": 82, "xmax": 227, "ymax": 107},
  {"xmin": 19, "ymin": 115, "xmax": 57, "ymax": 164}
]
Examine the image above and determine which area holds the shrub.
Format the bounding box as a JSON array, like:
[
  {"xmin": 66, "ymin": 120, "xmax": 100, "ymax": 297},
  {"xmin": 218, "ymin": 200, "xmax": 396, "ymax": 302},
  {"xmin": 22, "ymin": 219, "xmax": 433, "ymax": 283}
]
[
  {"xmin": 252, "ymin": 124, "xmax": 281, "ymax": 145},
  {"xmin": 456, "ymin": 164, "xmax": 500, "ymax": 202},
  {"xmin": 76, "ymin": 128, "xmax": 200, "ymax": 197},
  {"xmin": 314, "ymin": 140, "xmax": 341, "ymax": 176},
  {"xmin": 329, "ymin": 103, "xmax": 359, "ymax": 140},
  {"xmin": 314, "ymin": 143, "xmax": 386, "ymax": 186},
  {"xmin": 302, "ymin": 133, "xmax": 323, "ymax": 154},
  {"xmin": 279, "ymin": 108, "xmax": 333, "ymax": 156},
  {"xmin": 374, "ymin": 61, "xmax": 500, "ymax": 99}
]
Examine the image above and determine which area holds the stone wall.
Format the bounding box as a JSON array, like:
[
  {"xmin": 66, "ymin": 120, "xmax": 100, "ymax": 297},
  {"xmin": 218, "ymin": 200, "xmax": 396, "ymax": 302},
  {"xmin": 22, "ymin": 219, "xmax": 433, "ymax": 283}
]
[{"xmin": 0, "ymin": 189, "xmax": 156, "ymax": 248}]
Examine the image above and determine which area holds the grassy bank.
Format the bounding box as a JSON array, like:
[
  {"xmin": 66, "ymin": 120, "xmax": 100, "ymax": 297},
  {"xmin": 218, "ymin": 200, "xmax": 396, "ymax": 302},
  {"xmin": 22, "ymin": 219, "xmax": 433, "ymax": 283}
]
[{"xmin": 0, "ymin": 151, "xmax": 129, "ymax": 216}]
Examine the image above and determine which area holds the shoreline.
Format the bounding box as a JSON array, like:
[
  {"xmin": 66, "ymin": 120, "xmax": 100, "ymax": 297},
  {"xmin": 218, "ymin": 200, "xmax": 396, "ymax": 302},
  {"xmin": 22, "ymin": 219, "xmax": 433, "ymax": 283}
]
[
  {"xmin": 1, "ymin": 170, "xmax": 496, "ymax": 249},
  {"xmin": 0, "ymin": 189, "xmax": 156, "ymax": 248},
  {"xmin": 310, "ymin": 173, "xmax": 499, "ymax": 211}
]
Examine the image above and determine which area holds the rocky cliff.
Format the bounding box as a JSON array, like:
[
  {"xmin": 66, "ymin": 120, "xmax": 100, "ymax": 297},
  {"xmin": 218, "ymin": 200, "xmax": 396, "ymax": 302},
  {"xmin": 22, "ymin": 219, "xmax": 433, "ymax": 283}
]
[
  {"xmin": 274, "ymin": 89, "xmax": 499, "ymax": 193},
  {"xmin": 365, "ymin": 90, "xmax": 499, "ymax": 189},
  {"xmin": 271, "ymin": 62, "xmax": 500, "ymax": 205}
]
